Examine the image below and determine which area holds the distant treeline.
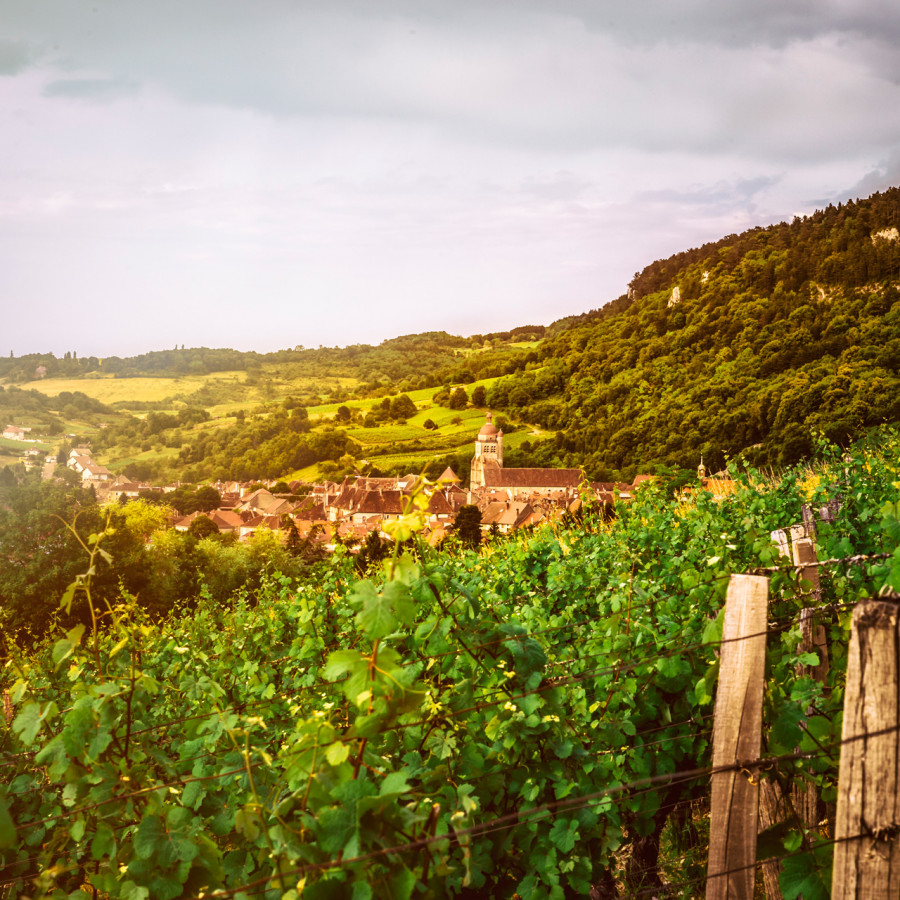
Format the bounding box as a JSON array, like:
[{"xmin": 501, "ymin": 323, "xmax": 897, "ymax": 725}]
[{"xmin": 3, "ymin": 327, "xmax": 550, "ymax": 386}]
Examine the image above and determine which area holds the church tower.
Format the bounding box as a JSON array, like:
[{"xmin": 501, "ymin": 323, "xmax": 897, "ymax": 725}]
[{"xmin": 470, "ymin": 412, "xmax": 504, "ymax": 488}]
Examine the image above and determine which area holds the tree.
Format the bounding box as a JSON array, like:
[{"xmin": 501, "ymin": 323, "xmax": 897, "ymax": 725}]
[
  {"xmin": 335, "ymin": 405, "xmax": 352, "ymax": 423},
  {"xmin": 281, "ymin": 514, "xmax": 302, "ymax": 556},
  {"xmin": 390, "ymin": 394, "xmax": 418, "ymax": 420},
  {"xmin": 188, "ymin": 514, "xmax": 220, "ymax": 540},
  {"xmin": 454, "ymin": 504, "xmax": 482, "ymax": 548},
  {"xmin": 357, "ymin": 529, "xmax": 391, "ymax": 571},
  {"xmin": 193, "ymin": 485, "xmax": 222, "ymax": 512},
  {"xmin": 449, "ymin": 387, "xmax": 469, "ymax": 410},
  {"xmin": 423, "ymin": 419, "xmax": 438, "ymax": 431},
  {"xmin": 471, "ymin": 385, "xmax": 486, "ymax": 406}
]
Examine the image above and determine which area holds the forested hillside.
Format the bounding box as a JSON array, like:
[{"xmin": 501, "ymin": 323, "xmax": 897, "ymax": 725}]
[{"xmin": 482, "ymin": 188, "xmax": 900, "ymax": 480}]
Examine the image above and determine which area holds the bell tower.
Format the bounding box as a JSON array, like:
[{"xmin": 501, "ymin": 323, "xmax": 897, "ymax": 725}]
[{"xmin": 470, "ymin": 412, "xmax": 504, "ymax": 488}]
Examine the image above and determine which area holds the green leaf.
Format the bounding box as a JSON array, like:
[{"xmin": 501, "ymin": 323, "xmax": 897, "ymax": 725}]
[
  {"xmin": 59, "ymin": 580, "xmax": 77, "ymax": 614},
  {"xmin": 0, "ymin": 796, "xmax": 16, "ymax": 849},
  {"xmin": 382, "ymin": 579, "xmax": 415, "ymax": 626},
  {"xmin": 549, "ymin": 818, "xmax": 579, "ymax": 853},
  {"xmin": 52, "ymin": 624, "xmax": 86, "ymax": 668},
  {"xmin": 352, "ymin": 883, "xmax": 373, "ymax": 900},
  {"xmin": 386, "ymin": 866, "xmax": 416, "ymax": 900},
  {"xmin": 134, "ymin": 815, "xmax": 165, "ymax": 860},
  {"xmin": 326, "ymin": 742, "xmax": 350, "ymax": 766},
  {"xmin": 757, "ymin": 820, "xmax": 791, "ymax": 860},
  {"xmin": 91, "ymin": 823, "xmax": 116, "ymax": 860},
  {"xmin": 12, "ymin": 701, "xmax": 57, "ymax": 746},
  {"xmin": 379, "ymin": 770, "xmax": 410, "ymax": 796},
  {"xmin": 784, "ymin": 830, "xmax": 803, "ymax": 853},
  {"xmin": 324, "ymin": 649, "xmax": 365, "ymax": 681},
  {"xmin": 702, "ymin": 610, "xmax": 724, "ymax": 645},
  {"xmin": 88, "ymin": 725, "xmax": 113, "ymax": 762},
  {"xmin": 357, "ymin": 587, "xmax": 397, "ymax": 639},
  {"xmin": 779, "ymin": 852, "xmax": 829, "ymax": 900},
  {"xmin": 70, "ymin": 816, "xmax": 86, "ymax": 842},
  {"xmin": 120, "ymin": 881, "xmax": 150, "ymax": 900},
  {"xmin": 182, "ymin": 780, "xmax": 205, "ymax": 811}
]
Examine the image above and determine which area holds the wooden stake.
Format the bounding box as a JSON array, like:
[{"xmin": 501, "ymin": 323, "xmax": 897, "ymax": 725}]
[
  {"xmin": 758, "ymin": 778, "xmax": 787, "ymax": 899},
  {"xmin": 832, "ymin": 598, "xmax": 900, "ymax": 898},
  {"xmin": 792, "ymin": 537, "xmax": 821, "ymax": 604},
  {"xmin": 793, "ymin": 538, "xmax": 828, "ymax": 831},
  {"xmin": 707, "ymin": 574, "xmax": 769, "ymax": 900}
]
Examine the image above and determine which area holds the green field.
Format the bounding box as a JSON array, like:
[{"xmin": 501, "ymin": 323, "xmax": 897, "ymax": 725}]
[
  {"xmin": 20, "ymin": 371, "xmax": 363, "ymax": 419},
  {"xmin": 20, "ymin": 373, "xmax": 243, "ymax": 404},
  {"xmin": 0, "ymin": 436, "xmax": 51, "ymax": 453}
]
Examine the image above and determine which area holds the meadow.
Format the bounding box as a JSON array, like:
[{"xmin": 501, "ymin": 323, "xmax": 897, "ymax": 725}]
[{"xmin": 11, "ymin": 361, "xmax": 537, "ymax": 484}]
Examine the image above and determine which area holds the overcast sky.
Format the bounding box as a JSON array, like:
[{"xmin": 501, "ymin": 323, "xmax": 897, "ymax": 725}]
[{"xmin": 3, "ymin": 0, "xmax": 900, "ymax": 358}]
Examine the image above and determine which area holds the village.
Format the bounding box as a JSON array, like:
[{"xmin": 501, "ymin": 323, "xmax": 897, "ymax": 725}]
[
  {"xmin": 1, "ymin": 413, "xmax": 651, "ymax": 550},
  {"xmin": 5, "ymin": 412, "xmax": 736, "ymax": 551}
]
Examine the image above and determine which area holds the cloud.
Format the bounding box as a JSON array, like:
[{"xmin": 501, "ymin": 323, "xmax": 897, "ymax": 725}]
[
  {"xmin": 43, "ymin": 75, "xmax": 139, "ymax": 101},
  {"xmin": 0, "ymin": 38, "xmax": 32, "ymax": 75},
  {"xmin": 846, "ymin": 149, "xmax": 900, "ymax": 197},
  {"xmin": 2, "ymin": 0, "xmax": 900, "ymax": 356},
  {"xmin": 5, "ymin": 1, "xmax": 900, "ymax": 159},
  {"xmin": 636, "ymin": 176, "xmax": 785, "ymax": 218}
]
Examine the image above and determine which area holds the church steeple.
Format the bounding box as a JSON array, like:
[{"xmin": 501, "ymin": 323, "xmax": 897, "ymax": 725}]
[{"xmin": 470, "ymin": 411, "xmax": 504, "ymax": 488}]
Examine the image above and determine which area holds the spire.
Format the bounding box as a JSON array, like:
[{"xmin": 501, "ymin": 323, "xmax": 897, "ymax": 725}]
[{"xmin": 698, "ymin": 456, "xmax": 706, "ymax": 480}]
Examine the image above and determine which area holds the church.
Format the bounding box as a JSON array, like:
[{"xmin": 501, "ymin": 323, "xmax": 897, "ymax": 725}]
[{"xmin": 469, "ymin": 412, "xmax": 583, "ymax": 500}]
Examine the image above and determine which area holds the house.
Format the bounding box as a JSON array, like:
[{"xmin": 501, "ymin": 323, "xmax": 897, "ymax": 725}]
[
  {"xmin": 3, "ymin": 425, "xmax": 30, "ymax": 440},
  {"xmin": 329, "ymin": 476, "xmax": 412, "ymax": 524},
  {"xmin": 104, "ymin": 476, "xmax": 151, "ymax": 503},
  {"xmin": 82, "ymin": 463, "xmax": 115, "ymax": 484},
  {"xmin": 480, "ymin": 500, "xmax": 535, "ymax": 534},
  {"xmin": 235, "ymin": 488, "xmax": 296, "ymax": 517},
  {"xmin": 174, "ymin": 509, "xmax": 245, "ymax": 535}
]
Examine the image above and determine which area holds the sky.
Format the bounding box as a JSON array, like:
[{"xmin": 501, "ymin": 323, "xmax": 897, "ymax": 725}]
[{"xmin": 3, "ymin": 0, "xmax": 900, "ymax": 359}]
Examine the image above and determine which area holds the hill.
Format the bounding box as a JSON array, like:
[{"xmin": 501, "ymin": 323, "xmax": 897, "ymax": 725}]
[{"xmin": 481, "ymin": 188, "xmax": 900, "ymax": 480}]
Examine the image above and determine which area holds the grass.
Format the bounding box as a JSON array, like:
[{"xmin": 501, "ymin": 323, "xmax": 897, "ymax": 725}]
[
  {"xmin": 19, "ymin": 373, "xmax": 242, "ymax": 404},
  {"xmin": 0, "ymin": 436, "xmax": 52, "ymax": 452},
  {"xmin": 102, "ymin": 446, "xmax": 180, "ymax": 473}
]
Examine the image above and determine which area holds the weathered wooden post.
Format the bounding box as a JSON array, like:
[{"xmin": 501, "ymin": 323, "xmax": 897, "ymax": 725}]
[
  {"xmin": 758, "ymin": 780, "xmax": 788, "ymax": 899},
  {"xmin": 707, "ymin": 574, "xmax": 769, "ymax": 900},
  {"xmin": 793, "ymin": 537, "xmax": 828, "ymax": 833},
  {"xmin": 832, "ymin": 597, "xmax": 900, "ymax": 898}
]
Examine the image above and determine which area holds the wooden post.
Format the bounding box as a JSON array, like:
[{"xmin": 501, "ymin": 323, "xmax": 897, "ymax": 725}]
[
  {"xmin": 832, "ymin": 598, "xmax": 900, "ymax": 898},
  {"xmin": 707, "ymin": 574, "xmax": 769, "ymax": 900},
  {"xmin": 793, "ymin": 537, "xmax": 821, "ymax": 604},
  {"xmin": 793, "ymin": 538, "xmax": 828, "ymax": 830},
  {"xmin": 758, "ymin": 779, "xmax": 787, "ymax": 899}
]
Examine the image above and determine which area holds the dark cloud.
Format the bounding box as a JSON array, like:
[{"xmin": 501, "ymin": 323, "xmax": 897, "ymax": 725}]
[
  {"xmin": 636, "ymin": 176, "xmax": 784, "ymax": 217},
  {"xmin": 846, "ymin": 149, "xmax": 900, "ymax": 197},
  {"xmin": 43, "ymin": 75, "xmax": 139, "ymax": 100},
  {"xmin": 0, "ymin": 38, "xmax": 32, "ymax": 75}
]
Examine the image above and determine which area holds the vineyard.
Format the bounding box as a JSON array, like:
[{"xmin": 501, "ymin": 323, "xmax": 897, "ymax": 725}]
[{"xmin": 2, "ymin": 431, "xmax": 900, "ymax": 899}]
